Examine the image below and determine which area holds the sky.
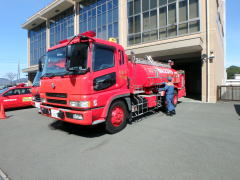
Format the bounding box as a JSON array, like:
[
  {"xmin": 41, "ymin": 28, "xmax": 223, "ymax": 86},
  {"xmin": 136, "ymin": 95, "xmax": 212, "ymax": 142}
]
[{"xmin": 0, "ymin": 0, "xmax": 239, "ymax": 78}]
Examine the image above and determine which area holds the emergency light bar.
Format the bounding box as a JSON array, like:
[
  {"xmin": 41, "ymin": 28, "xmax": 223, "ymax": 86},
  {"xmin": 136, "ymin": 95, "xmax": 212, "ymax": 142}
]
[{"xmin": 79, "ymin": 31, "xmax": 96, "ymax": 38}]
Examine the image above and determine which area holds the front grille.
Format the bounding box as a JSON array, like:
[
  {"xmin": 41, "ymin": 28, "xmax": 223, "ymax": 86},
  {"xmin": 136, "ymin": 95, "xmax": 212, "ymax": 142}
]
[
  {"xmin": 46, "ymin": 93, "xmax": 67, "ymax": 98},
  {"xmin": 47, "ymin": 99, "xmax": 67, "ymax": 105}
]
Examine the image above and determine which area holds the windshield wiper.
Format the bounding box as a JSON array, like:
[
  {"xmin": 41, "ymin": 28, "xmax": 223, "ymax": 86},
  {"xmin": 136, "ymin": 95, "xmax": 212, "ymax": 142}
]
[{"xmin": 42, "ymin": 73, "xmax": 55, "ymax": 77}]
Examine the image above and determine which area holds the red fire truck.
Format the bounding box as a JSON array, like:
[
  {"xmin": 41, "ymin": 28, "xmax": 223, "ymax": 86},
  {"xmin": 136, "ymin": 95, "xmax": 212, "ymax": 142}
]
[
  {"xmin": 39, "ymin": 31, "xmax": 186, "ymax": 133},
  {"xmin": 32, "ymin": 55, "xmax": 45, "ymax": 110},
  {"xmin": 32, "ymin": 71, "xmax": 42, "ymax": 109}
]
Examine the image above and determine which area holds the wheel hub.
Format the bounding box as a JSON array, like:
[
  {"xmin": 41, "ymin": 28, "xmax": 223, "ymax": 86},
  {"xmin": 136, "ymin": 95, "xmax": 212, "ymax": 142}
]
[{"xmin": 111, "ymin": 106, "xmax": 124, "ymax": 127}]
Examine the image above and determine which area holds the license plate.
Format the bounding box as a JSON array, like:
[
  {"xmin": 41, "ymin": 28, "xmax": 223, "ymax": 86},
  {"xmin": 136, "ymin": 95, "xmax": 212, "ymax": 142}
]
[
  {"xmin": 35, "ymin": 102, "xmax": 40, "ymax": 108},
  {"xmin": 51, "ymin": 109, "xmax": 60, "ymax": 119}
]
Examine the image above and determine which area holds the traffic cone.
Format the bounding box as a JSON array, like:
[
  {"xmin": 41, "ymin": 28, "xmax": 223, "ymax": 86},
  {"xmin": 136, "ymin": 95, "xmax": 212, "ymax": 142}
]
[{"xmin": 0, "ymin": 102, "xmax": 6, "ymax": 119}]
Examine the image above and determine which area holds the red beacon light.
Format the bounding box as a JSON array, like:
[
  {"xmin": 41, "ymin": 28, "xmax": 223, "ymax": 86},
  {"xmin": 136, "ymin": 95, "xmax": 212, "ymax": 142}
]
[
  {"xmin": 59, "ymin": 39, "xmax": 69, "ymax": 44},
  {"xmin": 79, "ymin": 31, "xmax": 96, "ymax": 38},
  {"xmin": 16, "ymin": 83, "xmax": 25, "ymax": 87}
]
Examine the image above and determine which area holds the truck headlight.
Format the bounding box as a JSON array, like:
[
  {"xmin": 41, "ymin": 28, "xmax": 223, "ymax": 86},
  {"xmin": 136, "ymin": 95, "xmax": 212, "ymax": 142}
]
[
  {"xmin": 72, "ymin": 114, "xmax": 83, "ymax": 120},
  {"xmin": 41, "ymin": 98, "xmax": 46, "ymax": 103},
  {"xmin": 70, "ymin": 101, "xmax": 90, "ymax": 108}
]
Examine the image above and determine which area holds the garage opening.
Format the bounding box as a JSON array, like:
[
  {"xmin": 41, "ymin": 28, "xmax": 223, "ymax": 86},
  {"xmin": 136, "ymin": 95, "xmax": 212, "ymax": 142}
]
[
  {"xmin": 154, "ymin": 52, "xmax": 202, "ymax": 101},
  {"xmin": 172, "ymin": 57, "xmax": 202, "ymax": 100}
]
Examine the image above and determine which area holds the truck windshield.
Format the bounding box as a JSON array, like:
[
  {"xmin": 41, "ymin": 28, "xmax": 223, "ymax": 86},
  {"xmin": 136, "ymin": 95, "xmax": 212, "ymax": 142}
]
[
  {"xmin": 42, "ymin": 47, "xmax": 67, "ymax": 77},
  {"xmin": 42, "ymin": 43, "xmax": 89, "ymax": 77},
  {"xmin": 32, "ymin": 71, "xmax": 42, "ymax": 87}
]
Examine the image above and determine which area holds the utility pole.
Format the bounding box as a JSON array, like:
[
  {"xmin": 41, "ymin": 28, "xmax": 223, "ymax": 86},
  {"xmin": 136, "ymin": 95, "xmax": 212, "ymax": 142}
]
[{"xmin": 17, "ymin": 60, "xmax": 20, "ymax": 83}]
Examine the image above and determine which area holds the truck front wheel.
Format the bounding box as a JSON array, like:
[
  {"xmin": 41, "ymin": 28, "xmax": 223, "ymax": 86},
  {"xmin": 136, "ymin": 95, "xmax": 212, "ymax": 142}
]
[{"xmin": 105, "ymin": 100, "xmax": 128, "ymax": 134}]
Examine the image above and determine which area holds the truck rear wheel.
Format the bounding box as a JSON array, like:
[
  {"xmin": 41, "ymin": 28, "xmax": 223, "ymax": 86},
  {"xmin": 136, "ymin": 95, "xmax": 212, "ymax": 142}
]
[
  {"xmin": 105, "ymin": 100, "xmax": 128, "ymax": 134},
  {"xmin": 173, "ymin": 90, "xmax": 178, "ymax": 107}
]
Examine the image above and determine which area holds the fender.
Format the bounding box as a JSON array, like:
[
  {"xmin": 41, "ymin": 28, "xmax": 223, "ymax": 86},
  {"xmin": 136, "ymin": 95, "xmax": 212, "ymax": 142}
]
[{"xmin": 101, "ymin": 91, "xmax": 131, "ymax": 118}]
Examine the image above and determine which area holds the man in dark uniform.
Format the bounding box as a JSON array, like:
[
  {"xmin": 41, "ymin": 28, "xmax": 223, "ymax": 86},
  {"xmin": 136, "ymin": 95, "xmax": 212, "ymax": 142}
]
[{"xmin": 159, "ymin": 77, "xmax": 176, "ymax": 116}]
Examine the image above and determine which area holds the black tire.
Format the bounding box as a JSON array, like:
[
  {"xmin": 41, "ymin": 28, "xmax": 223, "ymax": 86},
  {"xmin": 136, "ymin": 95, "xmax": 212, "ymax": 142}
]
[
  {"xmin": 105, "ymin": 100, "xmax": 128, "ymax": 134},
  {"xmin": 173, "ymin": 90, "xmax": 178, "ymax": 107}
]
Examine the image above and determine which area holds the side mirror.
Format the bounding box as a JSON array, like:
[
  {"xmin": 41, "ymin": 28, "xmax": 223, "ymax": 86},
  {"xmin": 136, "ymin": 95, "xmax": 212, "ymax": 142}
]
[
  {"xmin": 38, "ymin": 55, "xmax": 45, "ymax": 72},
  {"xmin": 38, "ymin": 60, "xmax": 43, "ymax": 72},
  {"xmin": 130, "ymin": 51, "xmax": 136, "ymax": 62}
]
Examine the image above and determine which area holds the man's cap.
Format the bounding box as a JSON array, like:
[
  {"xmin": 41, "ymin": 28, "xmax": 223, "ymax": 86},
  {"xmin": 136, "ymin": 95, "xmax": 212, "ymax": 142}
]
[{"xmin": 167, "ymin": 76, "xmax": 172, "ymax": 81}]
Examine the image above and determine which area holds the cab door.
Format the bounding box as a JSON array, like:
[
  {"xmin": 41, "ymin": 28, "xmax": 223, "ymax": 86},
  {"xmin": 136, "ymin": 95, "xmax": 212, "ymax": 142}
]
[
  {"xmin": 1, "ymin": 89, "xmax": 19, "ymax": 109},
  {"xmin": 91, "ymin": 44, "xmax": 118, "ymax": 92},
  {"xmin": 19, "ymin": 88, "xmax": 32, "ymax": 107}
]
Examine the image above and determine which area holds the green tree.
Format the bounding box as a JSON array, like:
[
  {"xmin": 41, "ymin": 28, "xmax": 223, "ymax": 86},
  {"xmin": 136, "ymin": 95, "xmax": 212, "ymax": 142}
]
[{"xmin": 226, "ymin": 66, "xmax": 240, "ymax": 79}]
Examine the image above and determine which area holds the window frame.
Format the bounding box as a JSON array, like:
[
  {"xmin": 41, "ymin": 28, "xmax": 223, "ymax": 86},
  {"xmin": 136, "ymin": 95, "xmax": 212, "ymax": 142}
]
[
  {"xmin": 79, "ymin": 0, "xmax": 119, "ymax": 41},
  {"xmin": 127, "ymin": 0, "xmax": 201, "ymax": 46},
  {"xmin": 20, "ymin": 88, "xmax": 31, "ymax": 95}
]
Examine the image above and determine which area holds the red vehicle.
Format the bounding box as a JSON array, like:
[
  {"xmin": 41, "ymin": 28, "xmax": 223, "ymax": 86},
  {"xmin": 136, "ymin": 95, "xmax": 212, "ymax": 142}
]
[
  {"xmin": 32, "ymin": 71, "xmax": 42, "ymax": 109},
  {"xmin": 39, "ymin": 31, "xmax": 186, "ymax": 133},
  {"xmin": 0, "ymin": 84, "xmax": 32, "ymax": 109},
  {"xmin": 32, "ymin": 55, "xmax": 46, "ymax": 111}
]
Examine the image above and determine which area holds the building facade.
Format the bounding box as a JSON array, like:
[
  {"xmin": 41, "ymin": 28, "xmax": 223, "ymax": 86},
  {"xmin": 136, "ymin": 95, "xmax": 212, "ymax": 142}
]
[{"xmin": 22, "ymin": 0, "xmax": 225, "ymax": 102}]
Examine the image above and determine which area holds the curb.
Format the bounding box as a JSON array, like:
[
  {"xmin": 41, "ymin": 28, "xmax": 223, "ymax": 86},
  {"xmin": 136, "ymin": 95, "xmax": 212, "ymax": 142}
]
[{"xmin": 0, "ymin": 169, "xmax": 9, "ymax": 180}]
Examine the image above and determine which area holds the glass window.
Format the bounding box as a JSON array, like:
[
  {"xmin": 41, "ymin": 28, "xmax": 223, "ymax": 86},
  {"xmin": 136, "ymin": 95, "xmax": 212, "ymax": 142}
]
[
  {"xmin": 128, "ymin": 0, "xmax": 134, "ymax": 16},
  {"xmin": 113, "ymin": 8, "xmax": 118, "ymax": 22},
  {"xmin": 168, "ymin": 0, "xmax": 176, "ymax": 3},
  {"xmin": 168, "ymin": 3, "xmax": 176, "ymax": 25},
  {"xmin": 179, "ymin": 23, "xmax": 188, "ymax": 35},
  {"xmin": 113, "ymin": 22, "xmax": 118, "ymax": 37},
  {"xmin": 150, "ymin": 30, "xmax": 158, "ymax": 41},
  {"xmin": 29, "ymin": 24, "xmax": 46, "ymax": 66},
  {"xmin": 108, "ymin": 24, "xmax": 113, "ymax": 37},
  {"xmin": 150, "ymin": 10, "xmax": 157, "ymax": 29},
  {"xmin": 179, "ymin": 0, "xmax": 188, "ymax": 22},
  {"xmin": 20, "ymin": 88, "xmax": 31, "ymax": 95},
  {"xmin": 135, "ymin": 15, "xmax": 141, "ymax": 33},
  {"xmin": 127, "ymin": 0, "xmax": 200, "ymax": 45},
  {"xmin": 159, "ymin": 7, "xmax": 167, "ymax": 27},
  {"xmin": 168, "ymin": 25, "xmax": 177, "ymax": 37},
  {"xmin": 80, "ymin": 0, "xmax": 118, "ymax": 40},
  {"xmin": 12, "ymin": 89, "xmax": 21, "ymax": 95},
  {"xmin": 159, "ymin": 0, "xmax": 167, "ymax": 6},
  {"xmin": 143, "ymin": 12, "xmax": 150, "ymax": 31},
  {"xmin": 189, "ymin": 20, "xmax": 200, "ymax": 33},
  {"xmin": 128, "ymin": 35, "xmax": 134, "ymax": 45},
  {"xmin": 50, "ymin": 8, "xmax": 74, "ymax": 47},
  {"xmin": 134, "ymin": 0, "xmax": 141, "ymax": 14},
  {"xmin": 108, "ymin": 1, "xmax": 113, "ymax": 10},
  {"xmin": 93, "ymin": 45, "xmax": 115, "ymax": 72},
  {"xmin": 128, "ymin": 17, "xmax": 134, "ymax": 34},
  {"xmin": 189, "ymin": 0, "xmax": 199, "ymax": 19},
  {"xmin": 3, "ymin": 90, "xmax": 14, "ymax": 96},
  {"xmin": 150, "ymin": 0, "xmax": 157, "ymax": 9},
  {"xmin": 142, "ymin": 0, "xmax": 150, "ymax": 12},
  {"xmin": 135, "ymin": 33, "xmax": 141, "ymax": 44},
  {"xmin": 143, "ymin": 32, "xmax": 150, "ymax": 42},
  {"xmin": 119, "ymin": 51, "xmax": 125, "ymax": 65}
]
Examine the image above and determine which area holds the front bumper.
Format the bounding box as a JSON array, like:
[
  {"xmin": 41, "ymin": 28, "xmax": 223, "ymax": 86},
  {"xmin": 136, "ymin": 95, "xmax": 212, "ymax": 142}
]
[
  {"xmin": 32, "ymin": 101, "xmax": 41, "ymax": 108},
  {"xmin": 40, "ymin": 105, "xmax": 93, "ymax": 125}
]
